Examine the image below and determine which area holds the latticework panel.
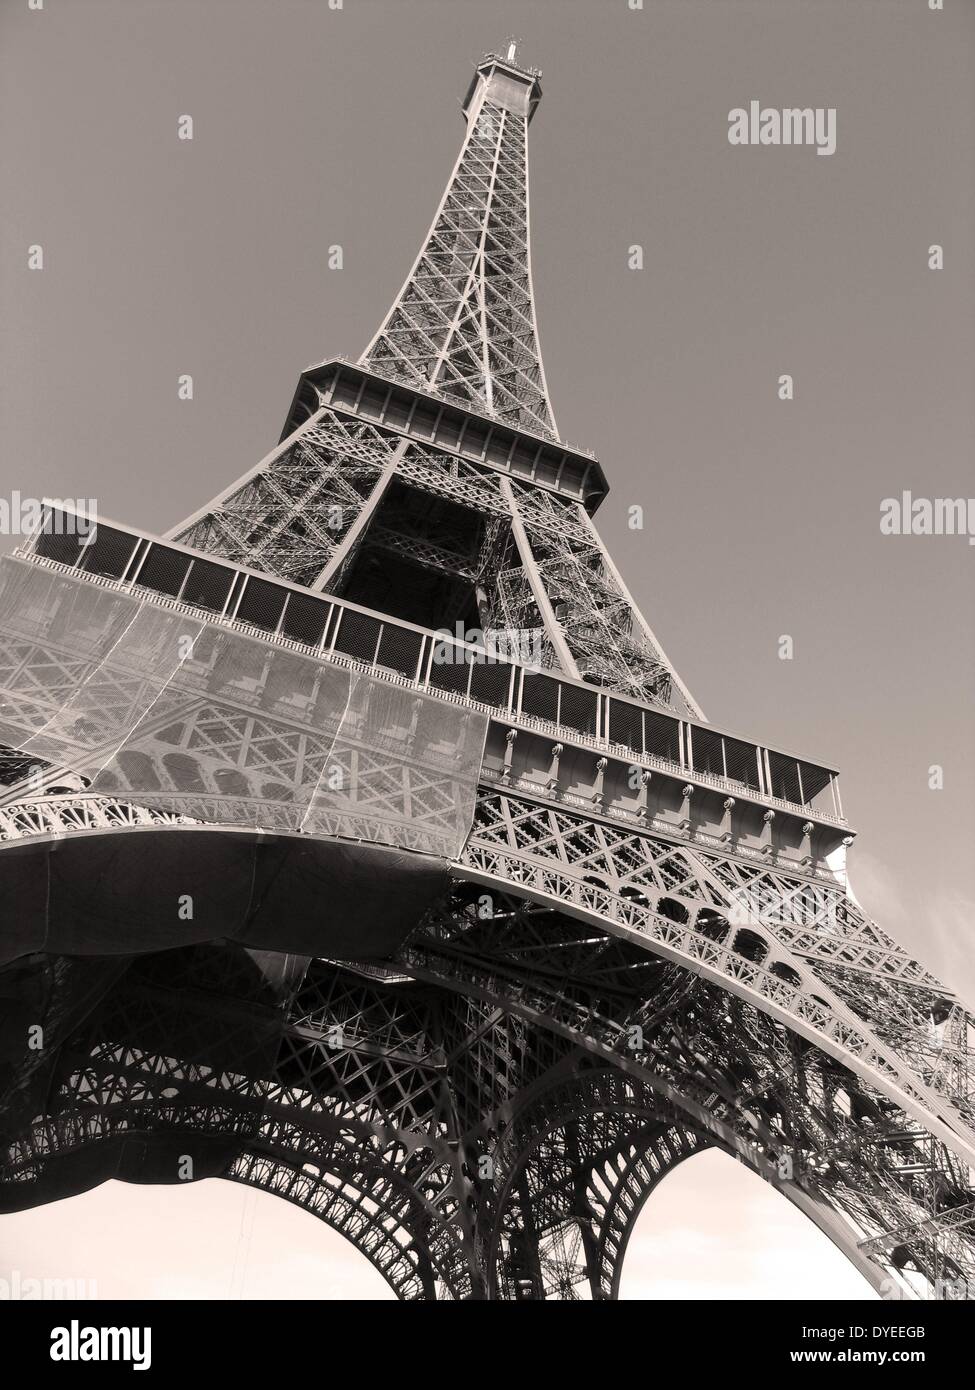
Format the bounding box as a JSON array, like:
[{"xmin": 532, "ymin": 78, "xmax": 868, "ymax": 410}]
[
  {"xmin": 401, "ymin": 886, "xmax": 975, "ymax": 1300},
  {"xmin": 173, "ymin": 408, "xmax": 402, "ymax": 588},
  {"xmin": 458, "ymin": 791, "xmax": 975, "ymax": 1151},
  {"xmin": 505, "ymin": 481, "xmax": 701, "ymax": 715},
  {"xmin": 361, "ymin": 88, "xmax": 556, "ymax": 439}
]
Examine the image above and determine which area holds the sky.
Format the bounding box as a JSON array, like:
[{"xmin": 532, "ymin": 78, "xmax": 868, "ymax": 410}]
[
  {"xmin": 1, "ymin": 0, "xmax": 973, "ymax": 1300},
  {"xmin": 0, "ymin": 1151, "xmax": 875, "ymax": 1302}
]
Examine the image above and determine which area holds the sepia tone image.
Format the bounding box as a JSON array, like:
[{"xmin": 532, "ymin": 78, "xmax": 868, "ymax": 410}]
[{"xmin": 1, "ymin": 0, "xmax": 973, "ymax": 1323}]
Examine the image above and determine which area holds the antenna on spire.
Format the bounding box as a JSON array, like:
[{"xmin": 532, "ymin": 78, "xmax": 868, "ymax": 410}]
[{"xmin": 500, "ymin": 34, "xmax": 525, "ymax": 65}]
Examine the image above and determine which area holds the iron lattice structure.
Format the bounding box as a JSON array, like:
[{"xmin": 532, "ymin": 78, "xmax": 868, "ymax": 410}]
[{"xmin": 1, "ymin": 49, "xmax": 973, "ymax": 1301}]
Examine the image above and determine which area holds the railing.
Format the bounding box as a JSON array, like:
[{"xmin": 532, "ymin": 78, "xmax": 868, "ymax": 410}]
[{"xmin": 8, "ymin": 530, "xmax": 847, "ymax": 829}]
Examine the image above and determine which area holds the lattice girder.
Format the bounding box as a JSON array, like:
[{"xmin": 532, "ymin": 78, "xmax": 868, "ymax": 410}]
[
  {"xmin": 400, "ymin": 888, "xmax": 975, "ymax": 1298},
  {"xmin": 457, "ymin": 791, "xmax": 975, "ymax": 1162},
  {"xmin": 1, "ymin": 44, "xmax": 969, "ymax": 1306},
  {"xmin": 360, "ymin": 59, "xmax": 556, "ymax": 439}
]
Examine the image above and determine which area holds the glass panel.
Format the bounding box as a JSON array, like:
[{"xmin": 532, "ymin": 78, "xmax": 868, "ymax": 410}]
[
  {"xmin": 557, "ymin": 681, "xmax": 598, "ymax": 736},
  {"xmin": 643, "ymin": 710, "xmax": 681, "ymax": 764},
  {"xmin": 428, "ymin": 641, "xmax": 470, "ymax": 696},
  {"xmin": 179, "ymin": 558, "xmax": 234, "ymax": 613},
  {"xmin": 767, "ymin": 750, "xmax": 802, "ymax": 804},
  {"xmin": 133, "ymin": 544, "xmax": 192, "ymax": 598},
  {"xmin": 376, "ymin": 623, "xmax": 423, "ymax": 678},
  {"xmin": 235, "ymin": 576, "xmax": 288, "ymax": 632},
  {"xmin": 723, "ymin": 736, "xmax": 761, "ymax": 792},
  {"xmin": 331, "ymin": 607, "xmax": 381, "ymax": 664},
  {"xmin": 608, "ymin": 699, "xmax": 642, "ymax": 752},
  {"xmin": 34, "ymin": 518, "xmax": 90, "ymax": 567},
  {"xmin": 280, "ymin": 591, "xmax": 329, "ymax": 648},
  {"xmin": 469, "ymin": 660, "xmax": 513, "ymax": 710},
  {"xmin": 75, "ymin": 525, "xmax": 136, "ymax": 581},
  {"xmin": 690, "ymin": 726, "xmax": 724, "ymax": 778},
  {"xmin": 520, "ymin": 671, "xmax": 559, "ymax": 723},
  {"xmin": 798, "ymin": 760, "xmax": 833, "ymax": 803}
]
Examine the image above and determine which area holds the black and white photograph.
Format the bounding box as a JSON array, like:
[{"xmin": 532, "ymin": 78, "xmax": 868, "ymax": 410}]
[{"xmin": 0, "ymin": 0, "xmax": 973, "ymax": 1354}]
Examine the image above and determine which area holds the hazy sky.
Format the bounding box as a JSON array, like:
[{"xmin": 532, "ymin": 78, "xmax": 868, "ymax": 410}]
[
  {"xmin": 1, "ymin": 0, "xmax": 973, "ymax": 1300},
  {"xmin": 0, "ymin": 1151, "xmax": 874, "ymax": 1302}
]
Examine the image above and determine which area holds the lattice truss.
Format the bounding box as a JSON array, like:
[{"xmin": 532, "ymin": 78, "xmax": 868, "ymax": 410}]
[
  {"xmin": 395, "ymin": 441, "xmax": 554, "ymax": 653},
  {"xmin": 1, "ymin": 49, "xmax": 971, "ymax": 1303},
  {"xmin": 1, "ymin": 778, "xmax": 973, "ymax": 1297},
  {"xmin": 0, "ymin": 941, "xmax": 653, "ymax": 1301},
  {"xmin": 0, "ymin": 563, "xmax": 969, "ymax": 1292},
  {"xmin": 167, "ymin": 424, "xmax": 685, "ymax": 697},
  {"xmin": 360, "ymin": 95, "xmax": 556, "ymax": 439},
  {"xmin": 459, "ymin": 793, "xmax": 975, "ymax": 1135},
  {"xmin": 0, "ymin": 744, "xmax": 47, "ymax": 789},
  {"xmin": 171, "ymin": 433, "xmax": 692, "ymax": 705},
  {"xmin": 164, "ymin": 403, "xmax": 559, "ymax": 666},
  {"xmin": 2, "ymin": 894, "xmax": 972, "ymax": 1301},
  {"xmin": 401, "ymin": 888, "xmax": 975, "ymax": 1299},
  {"xmin": 505, "ymin": 481, "xmax": 696, "ymax": 711},
  {"xmin": 173, "ymin": 409, "xmax": 397, "ymax": 589}
]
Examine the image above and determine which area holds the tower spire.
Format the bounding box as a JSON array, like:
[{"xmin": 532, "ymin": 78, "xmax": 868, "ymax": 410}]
[{"xmin": 359, "ymin": 51, "xmax": 557, "ymax": 440}]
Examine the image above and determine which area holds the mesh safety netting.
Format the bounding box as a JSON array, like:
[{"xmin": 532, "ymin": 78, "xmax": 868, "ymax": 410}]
[{"xmin": 0, "ymin": 557, "xmax": 488, "ymax": 859}]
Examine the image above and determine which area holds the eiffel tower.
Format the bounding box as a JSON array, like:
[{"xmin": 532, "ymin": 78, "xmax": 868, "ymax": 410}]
[{"xmin": 0, "ymin": 46, "xmax": 973, "ymax": 1302}]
